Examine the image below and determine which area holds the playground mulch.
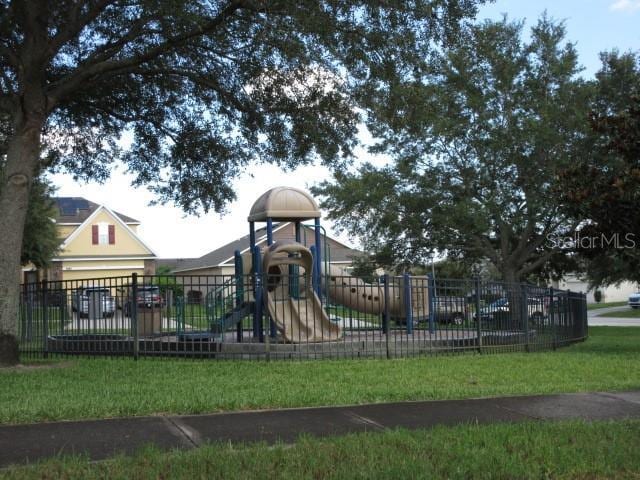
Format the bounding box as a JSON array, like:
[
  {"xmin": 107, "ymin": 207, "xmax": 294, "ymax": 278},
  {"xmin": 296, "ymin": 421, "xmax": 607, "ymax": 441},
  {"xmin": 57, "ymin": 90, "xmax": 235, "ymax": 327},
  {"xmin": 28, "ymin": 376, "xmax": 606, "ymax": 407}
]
[{"xmin": 1, "ymin": 390, "xmax": 639, "ymax": 468}]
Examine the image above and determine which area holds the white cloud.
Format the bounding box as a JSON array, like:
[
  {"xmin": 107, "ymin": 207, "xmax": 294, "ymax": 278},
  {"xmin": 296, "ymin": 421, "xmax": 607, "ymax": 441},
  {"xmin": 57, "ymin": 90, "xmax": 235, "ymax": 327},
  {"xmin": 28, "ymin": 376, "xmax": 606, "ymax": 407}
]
[{"xmin": 609, "ymin": 0, "xmax": 640, "ymax": 12}]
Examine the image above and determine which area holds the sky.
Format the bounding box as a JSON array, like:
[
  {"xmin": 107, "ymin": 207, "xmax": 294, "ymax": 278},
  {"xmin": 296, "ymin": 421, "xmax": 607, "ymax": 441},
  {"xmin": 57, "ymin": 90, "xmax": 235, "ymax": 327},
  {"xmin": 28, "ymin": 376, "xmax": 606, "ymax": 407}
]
[{"xmin": 48, "ymin": 0, "xmax": 640, "ymax": 260}]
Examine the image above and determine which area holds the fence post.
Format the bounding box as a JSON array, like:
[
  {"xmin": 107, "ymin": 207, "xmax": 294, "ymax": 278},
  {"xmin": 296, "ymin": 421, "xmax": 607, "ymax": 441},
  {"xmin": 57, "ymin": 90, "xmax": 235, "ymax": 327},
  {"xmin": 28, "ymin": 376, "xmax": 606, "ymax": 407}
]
[
  {"xmin": 42, "ymin": 280, "xmax": 49, "ymax": 359},
  {"xmin": 475, "ymin": 277, "xmax": 482, "ymax": 353},
  {"xmin": 522, "ymin": 284, "xmax": 529, "ymax": 352},
  {"xmin": 383, "ymin": 274, "xmax": 390, "ymax": 359},
  {"xmin": 403, "ymin": 273, "xmax": 413, "ymax": 334},
  {"xmin": 132, "ymin": 273, "xmax": 139, "ymax": 360},
  {"xmin": 427, "ymin": 274, "xmax": 435, "ymax": 334},
  {"xmin": 549, "ymin": 287, "xmax": 556, "ymax": 350}
]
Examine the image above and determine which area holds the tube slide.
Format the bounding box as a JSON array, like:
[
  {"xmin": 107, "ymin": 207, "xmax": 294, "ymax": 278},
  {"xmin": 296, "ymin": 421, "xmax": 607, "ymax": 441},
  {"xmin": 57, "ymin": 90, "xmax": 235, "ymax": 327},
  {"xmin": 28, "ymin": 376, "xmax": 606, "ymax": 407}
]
[
  {"xmin": 262, "ymin": 242, "xmax": 341, "ymax": 342},
  {"xmin": 323, "ymin": 264, "xmax": 430, "ymax": 322}
]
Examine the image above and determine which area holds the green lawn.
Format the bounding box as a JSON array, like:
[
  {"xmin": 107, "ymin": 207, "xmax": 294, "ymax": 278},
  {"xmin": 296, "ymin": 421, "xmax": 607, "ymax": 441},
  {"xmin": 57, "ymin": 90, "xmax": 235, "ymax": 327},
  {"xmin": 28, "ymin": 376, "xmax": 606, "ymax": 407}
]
[
  {"xmin": 598, "ymin": 308, "xmax": 640, "ymax": 318},
  {"xmin": 3, "ymin": 420, "xmax": 640, "ymax": 479},
  {"xmin": 0, "ymin": 327, "xmax": 637, "ymax": 425},
  {"xmin": 588, "ymin": 301, "xmax": 628, "ymax": 310}
]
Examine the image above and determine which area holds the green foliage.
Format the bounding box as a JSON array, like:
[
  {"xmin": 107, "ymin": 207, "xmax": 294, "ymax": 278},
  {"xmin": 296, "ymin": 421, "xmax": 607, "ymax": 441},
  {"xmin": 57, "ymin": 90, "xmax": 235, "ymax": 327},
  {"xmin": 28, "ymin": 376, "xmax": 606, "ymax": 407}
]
[
  {"xmin": 559, "ymin": 52, "xmax": 640, "ymax": 286},
  {"xmin": 152, "ymin": 266, "xmax": 184, "ymax": 299},
  {"xmin": 20, "ymin": 179, "xmax": 60, "ymax": 268},
  {"xmin": 0, "ymin": 0, "xmax": 485, "ymax": 214},
  {"xmin": 314, "ymin": 15, "xmax": 590, "ymax": 282},
  {"xmin": 348, "ymin": 254, "xmax": 379, "ymax": 283}
]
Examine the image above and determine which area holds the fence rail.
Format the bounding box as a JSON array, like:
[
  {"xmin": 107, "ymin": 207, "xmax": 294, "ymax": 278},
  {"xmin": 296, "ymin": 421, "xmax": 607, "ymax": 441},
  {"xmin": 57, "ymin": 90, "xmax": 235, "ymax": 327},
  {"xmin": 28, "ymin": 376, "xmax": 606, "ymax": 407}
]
[{"xmin": 18, "ymin": 273, "xmax": 588, "ymax": 360}]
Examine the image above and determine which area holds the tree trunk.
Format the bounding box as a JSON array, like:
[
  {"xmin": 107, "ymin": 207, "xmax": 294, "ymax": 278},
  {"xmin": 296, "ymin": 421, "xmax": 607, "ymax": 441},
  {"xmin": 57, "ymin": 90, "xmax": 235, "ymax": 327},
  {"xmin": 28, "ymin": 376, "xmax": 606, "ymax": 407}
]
[
  {"xmin": 502, "ymin": 266, "xmax": 525, "ymax": 331},
  {"xmin": 0, "ymin": 115, "xmax": 44, "ymax": 365}
]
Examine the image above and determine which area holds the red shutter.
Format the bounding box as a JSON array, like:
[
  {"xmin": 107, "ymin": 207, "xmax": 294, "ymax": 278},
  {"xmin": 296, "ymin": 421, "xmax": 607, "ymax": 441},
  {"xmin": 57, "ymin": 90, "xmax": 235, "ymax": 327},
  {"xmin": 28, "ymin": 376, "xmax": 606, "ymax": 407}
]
[
  {"xmin": 108, "ymin": 225, "xmax": 115, "ymax": 244},
  {"xmin": 91, "ymin": 225, "xmax": 98, "ymax": 245}
]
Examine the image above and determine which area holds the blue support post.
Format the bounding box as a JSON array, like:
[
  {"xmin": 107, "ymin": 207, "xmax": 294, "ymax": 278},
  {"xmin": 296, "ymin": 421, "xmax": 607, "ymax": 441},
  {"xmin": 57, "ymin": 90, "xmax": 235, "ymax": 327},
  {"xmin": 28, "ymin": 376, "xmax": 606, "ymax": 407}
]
[
  {"xmin": 266, "ymin": 218, "xmax": 274, "ymax": 245},
  {"xmin": 382, "ymin": 274, "xmax": 390, "ymax": 334},
  {"xmin": 289, "ymin": 221, "xmax": 301, "ymax": 299},
  {"xmin": 427, "ymin": 274, "xmax": 436, "ymax": 334},
  {"xmin": 310, "ymin": 245, "xmax": 319, "ymax": 296},
  {"xmin": 249, "ymin": 222, "xmax": 256, "ymax": 256},
  {"xmin": 404, "ymin": 273, "xmax": 413, "ymax": 334},
  {"xmin": 234, "ymin": 250, "xmax": 243, "ymax": 343},
  {"xmin": 252, "ymin": 246, "xmax": 264, "ymax": 342},
  {"xmin": 314, "ymin": 218, "xmax": 322, "ymax": 297}
]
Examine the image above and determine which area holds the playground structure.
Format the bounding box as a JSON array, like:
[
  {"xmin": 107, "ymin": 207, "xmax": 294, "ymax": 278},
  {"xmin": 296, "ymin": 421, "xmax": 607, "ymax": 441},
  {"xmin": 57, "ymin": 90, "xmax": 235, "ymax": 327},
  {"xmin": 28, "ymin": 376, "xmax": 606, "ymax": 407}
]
[
  {"xmin": 192, "ymin": 186, "xmax": 431, "ymax": 344},
  {"xmin": 19, "ymin": 187, "xmax": 589, "ymax": 360}
]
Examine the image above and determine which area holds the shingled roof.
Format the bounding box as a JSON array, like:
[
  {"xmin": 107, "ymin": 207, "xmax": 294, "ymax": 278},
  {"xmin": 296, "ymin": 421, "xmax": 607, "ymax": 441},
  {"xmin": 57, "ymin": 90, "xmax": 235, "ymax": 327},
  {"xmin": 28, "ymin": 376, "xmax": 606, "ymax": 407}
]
[
  {"xmin": 54, "ymin": 197, "xmax": 140, "ymax": 224},
  {"xmin": 157, "ymin": 222, "xmax": 361, "ymax": 273}
]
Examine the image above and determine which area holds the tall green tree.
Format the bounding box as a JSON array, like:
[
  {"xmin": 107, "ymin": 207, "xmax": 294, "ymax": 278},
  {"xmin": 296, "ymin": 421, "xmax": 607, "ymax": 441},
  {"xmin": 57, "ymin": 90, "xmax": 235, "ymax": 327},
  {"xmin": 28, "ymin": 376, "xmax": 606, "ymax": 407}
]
[
  {"xmin": 559, "ymin": 51, "xmax": 640, "ymax": 286},
  {"xmin": 20, "ymin": 178, "xmax": 60, "ymax": 268},
  {"xmin": 313, "ymin": 16, "xmax": 591, "ymax": 284},
  {"xmin": 0, "ymin": 0, "xmax": 483, "ymax": 364}
]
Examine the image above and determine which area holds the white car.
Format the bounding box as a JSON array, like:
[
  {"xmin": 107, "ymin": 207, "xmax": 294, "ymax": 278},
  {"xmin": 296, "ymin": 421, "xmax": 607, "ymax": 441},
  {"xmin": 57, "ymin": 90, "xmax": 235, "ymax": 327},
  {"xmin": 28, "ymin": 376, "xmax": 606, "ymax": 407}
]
[
  {"xmin": 629, "ymin": 293, "xmax": 640, "ymax": 309},
  {"xmin": 72, "ymin": 287, "xmax": 116, "ymax": 318}
]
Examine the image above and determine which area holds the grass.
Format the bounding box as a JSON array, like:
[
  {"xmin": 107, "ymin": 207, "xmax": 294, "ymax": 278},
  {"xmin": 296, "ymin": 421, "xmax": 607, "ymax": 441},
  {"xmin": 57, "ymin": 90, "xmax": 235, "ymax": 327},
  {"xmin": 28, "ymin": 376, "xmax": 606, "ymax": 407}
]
[
  {"xmin": 3, "ymin": 420, "xmax": 640, "ymax": 479},
  {"xmin": 587, "ymin": 301, "xmax": 628, "ymax": 310},
  {"xmin": 598, "ymin": 308, "xmax": 640, "ymax": 318},
  {"xmin": 0, "ymin": 326, "xmax": 638, "ymax": 425}
]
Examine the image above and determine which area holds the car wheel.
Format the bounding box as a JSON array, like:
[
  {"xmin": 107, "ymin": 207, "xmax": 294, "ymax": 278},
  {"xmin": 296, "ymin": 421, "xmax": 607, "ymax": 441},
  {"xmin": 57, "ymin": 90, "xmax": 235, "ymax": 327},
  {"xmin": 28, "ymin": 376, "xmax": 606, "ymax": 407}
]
[
  {"xmin": 451, "ymin": 313, "xmax": 464, "ymax": 326},
  {"xmin": 632, "ymin": 306, "xmax": 639, "ymax": 310}
]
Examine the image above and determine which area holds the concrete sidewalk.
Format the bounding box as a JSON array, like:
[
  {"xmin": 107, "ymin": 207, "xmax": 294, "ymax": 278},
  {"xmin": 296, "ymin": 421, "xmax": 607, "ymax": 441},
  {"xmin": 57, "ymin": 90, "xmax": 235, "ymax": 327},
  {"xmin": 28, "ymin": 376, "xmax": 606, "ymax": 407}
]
[{"xmin": 1, "ymin": 391, "xmax": 640, "ymax": 467}]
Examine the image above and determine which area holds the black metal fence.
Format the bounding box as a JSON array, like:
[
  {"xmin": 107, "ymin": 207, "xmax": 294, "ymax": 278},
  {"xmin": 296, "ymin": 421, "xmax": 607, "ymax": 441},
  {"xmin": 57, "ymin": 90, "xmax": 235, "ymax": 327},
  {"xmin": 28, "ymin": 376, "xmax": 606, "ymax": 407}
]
[{"xmin": 17, "ymin": 273, "xmax": 588, "ymax": 360}]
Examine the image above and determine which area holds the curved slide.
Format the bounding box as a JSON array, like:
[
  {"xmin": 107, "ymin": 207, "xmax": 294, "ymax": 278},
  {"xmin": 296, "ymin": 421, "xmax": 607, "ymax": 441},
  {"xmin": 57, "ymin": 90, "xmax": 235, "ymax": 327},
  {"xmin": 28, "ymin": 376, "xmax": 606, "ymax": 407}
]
[{"xmin": 262, "ymin": 242, "xmax": 341, "ymax": 342}]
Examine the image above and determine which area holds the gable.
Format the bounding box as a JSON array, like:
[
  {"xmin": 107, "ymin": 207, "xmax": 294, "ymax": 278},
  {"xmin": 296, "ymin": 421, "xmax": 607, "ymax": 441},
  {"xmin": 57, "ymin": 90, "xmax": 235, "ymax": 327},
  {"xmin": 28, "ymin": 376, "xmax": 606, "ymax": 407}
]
[{"xmin": 59, "ymin": 207, "xmax": 154, "ymax": 258}]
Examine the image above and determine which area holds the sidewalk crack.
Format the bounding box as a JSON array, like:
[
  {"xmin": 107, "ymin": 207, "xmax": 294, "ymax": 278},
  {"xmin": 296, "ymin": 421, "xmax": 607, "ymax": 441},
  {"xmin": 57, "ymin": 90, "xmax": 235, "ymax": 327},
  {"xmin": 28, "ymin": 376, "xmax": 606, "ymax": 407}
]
[{"xmin": 163, "ymin": 417, "xmax": 202, "ymax": 448}]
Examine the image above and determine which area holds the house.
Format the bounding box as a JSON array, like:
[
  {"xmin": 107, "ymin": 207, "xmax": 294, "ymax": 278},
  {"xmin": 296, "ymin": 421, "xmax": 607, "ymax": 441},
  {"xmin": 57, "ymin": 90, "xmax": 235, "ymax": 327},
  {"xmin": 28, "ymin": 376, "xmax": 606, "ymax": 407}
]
[
  {"xmin": 23, "ymin": 197, "xmax": 157, "ymax": 284},
  {"xmin": 157, "ymin": 221, "xmax": 361, "ymax": 303},
  {"xmin": 552, "ymin": 273, "xmax": 639, "ymax": 304}
]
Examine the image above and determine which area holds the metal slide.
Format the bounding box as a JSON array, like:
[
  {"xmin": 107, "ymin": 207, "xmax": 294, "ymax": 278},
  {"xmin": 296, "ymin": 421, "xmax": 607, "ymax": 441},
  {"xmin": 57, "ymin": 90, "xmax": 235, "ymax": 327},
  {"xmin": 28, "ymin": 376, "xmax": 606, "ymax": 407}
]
[{"xmin": 262, "ymin": 242, "xmax": 341, "ymax": 342}]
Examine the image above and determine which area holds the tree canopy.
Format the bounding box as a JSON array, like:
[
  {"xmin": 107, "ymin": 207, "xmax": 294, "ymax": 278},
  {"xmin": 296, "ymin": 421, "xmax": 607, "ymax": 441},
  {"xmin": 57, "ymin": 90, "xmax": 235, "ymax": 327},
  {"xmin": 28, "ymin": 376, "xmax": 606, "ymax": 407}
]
[
  {"xmin": 313, "ymin": 15, "xmax": 591, "ymax": 283},
  {"xmin": 0, "ymin": 0, "xmax": 485, "ymax": 364},
  {"xmin": 559, "ymin": 51, "xmax": 640, "ymax": 286}
]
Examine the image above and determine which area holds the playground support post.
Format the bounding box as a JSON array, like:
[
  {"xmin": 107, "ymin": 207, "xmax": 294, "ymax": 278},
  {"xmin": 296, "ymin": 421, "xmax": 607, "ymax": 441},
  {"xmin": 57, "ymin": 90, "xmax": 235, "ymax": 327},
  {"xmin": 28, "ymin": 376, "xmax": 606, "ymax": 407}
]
[
  {"xmin": 403, "ymin": 273, "xmax": 413, "ymax": 334},
  {"xmin": 234, "ymin": 250, "xmax": 243, "ymax": 343},
  {"xmin": 266, "ymin": 218, "xmax": 273, "ymax": 245},
  {"xmin": 249, "ymin": 222, "xmax": 256, "ymax": 253},
  {"xmin": 252, "ymin": 246, "xmax": 263, "ymax": 342},
  {"xmin": 314, "ymin": 218, "xmax": 322, "ymax": 297}
]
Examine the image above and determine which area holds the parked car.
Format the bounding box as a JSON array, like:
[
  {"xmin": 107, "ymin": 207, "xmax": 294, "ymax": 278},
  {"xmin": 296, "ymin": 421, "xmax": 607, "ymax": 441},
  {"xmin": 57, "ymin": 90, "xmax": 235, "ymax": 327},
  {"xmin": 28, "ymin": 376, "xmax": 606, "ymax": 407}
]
[
  {"xmin": 433, "ymin": 296, "xmax": 468, "ymax": 325},
  {"xmin": 629, "ymin": 293, "xmax": 640, "ymax": 309},
  {"xmin": 121, "ymin": 285, "xmax": 164, "ymax": 317},
  {"xmin": 474, "ymin": 297, "xmax": 546, "ymax": 325},
  {"xmin": 72, "ymin": 287, "xmax": 116, "ymax": 318}
]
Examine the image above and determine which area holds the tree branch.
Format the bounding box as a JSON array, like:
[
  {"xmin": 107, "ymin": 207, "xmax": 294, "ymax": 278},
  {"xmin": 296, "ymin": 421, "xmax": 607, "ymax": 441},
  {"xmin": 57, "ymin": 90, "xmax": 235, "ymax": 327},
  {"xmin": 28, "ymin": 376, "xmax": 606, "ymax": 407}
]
[{"xmin": 47, "ymin": 0, "xmax": 249, "ymax": 106}]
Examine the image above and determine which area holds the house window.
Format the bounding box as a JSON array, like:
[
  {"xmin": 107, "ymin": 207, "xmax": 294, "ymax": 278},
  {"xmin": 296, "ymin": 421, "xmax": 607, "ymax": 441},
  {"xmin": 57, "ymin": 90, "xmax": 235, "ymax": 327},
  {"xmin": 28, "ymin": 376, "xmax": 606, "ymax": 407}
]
[{"xmin": 92, "ymin": 223, "xmax": 116, "ymax": 245}]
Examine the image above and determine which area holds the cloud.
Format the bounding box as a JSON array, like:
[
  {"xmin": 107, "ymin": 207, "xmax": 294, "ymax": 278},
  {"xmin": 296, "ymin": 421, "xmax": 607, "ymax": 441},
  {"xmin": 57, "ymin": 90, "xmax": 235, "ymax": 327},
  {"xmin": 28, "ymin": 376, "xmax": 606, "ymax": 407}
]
[{"xmin": 609, "ymin": 0, "xmax": 640, "ymax": 12}]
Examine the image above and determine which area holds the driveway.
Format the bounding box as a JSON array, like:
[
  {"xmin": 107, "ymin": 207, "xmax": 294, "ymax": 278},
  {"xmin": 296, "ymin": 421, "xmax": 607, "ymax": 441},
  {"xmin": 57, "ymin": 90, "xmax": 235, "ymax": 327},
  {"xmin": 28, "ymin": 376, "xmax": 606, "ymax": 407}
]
[{"xmin": 588, "ymin": 305, "xmax": 640, "ymax": 327}]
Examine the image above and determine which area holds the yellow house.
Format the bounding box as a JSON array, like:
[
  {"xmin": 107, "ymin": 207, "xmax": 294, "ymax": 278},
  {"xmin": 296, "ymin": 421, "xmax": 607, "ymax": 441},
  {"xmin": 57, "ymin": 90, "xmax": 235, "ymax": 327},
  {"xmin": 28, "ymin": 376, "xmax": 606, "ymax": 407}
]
[{"xmin": 25, "ymin": 197, "xmax": 157, "ymax": 284}]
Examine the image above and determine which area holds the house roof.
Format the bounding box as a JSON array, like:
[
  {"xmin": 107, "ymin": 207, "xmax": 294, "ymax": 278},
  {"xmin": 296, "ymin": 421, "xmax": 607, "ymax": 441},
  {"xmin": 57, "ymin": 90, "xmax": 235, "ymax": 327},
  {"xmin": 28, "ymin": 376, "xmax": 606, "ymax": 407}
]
[
  {"xmin": 58, "ymin": 204, "xmax": 157, "ymax": 258},
  {"xmin": 161, "ymin": 222, "xmax": 361, "ymax": 273},
  {"xmin": 54, "ymin": 197, "xmax": 140, "ymax": 224}
]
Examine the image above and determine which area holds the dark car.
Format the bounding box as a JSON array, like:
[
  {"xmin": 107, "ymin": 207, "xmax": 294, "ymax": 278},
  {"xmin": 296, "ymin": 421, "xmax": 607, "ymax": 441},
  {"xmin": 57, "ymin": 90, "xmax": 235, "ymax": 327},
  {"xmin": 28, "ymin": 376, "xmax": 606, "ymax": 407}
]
[
  {"xmin": 121, "ymin": 285, "xmax": 164, "ymax": 317},
  {"xmin": 474, "ymin": 297, "xmax": 546, "ymax": 325}
]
